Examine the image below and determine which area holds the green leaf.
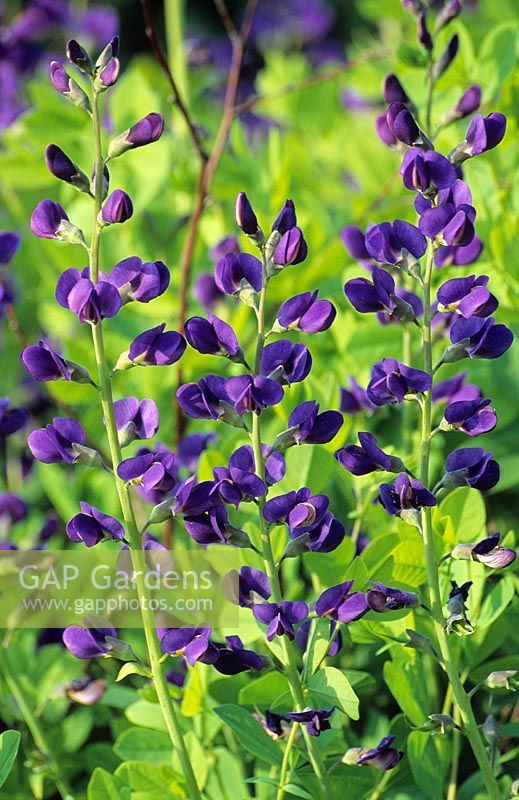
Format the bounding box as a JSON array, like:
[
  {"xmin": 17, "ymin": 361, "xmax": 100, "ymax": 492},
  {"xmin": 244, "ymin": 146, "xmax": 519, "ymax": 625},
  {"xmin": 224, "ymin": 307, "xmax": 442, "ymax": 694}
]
[
  {"xmin": 407, "ymin": 732, "xmax": 450, "ymax": 800},
  {"xmin": 116, "ymin": 761, "xmax": 185, "ymax": 798},
  {"xmin": 214, "ymin": 704, "xmax": 282, "ymax": 765},
  {"xmin": 116, "ymin": 663, "xmax": 151, "ymax": 682},
  {"xmin": 383, "ymin": 656, "xmax": 431, "ymax": 726},
  {"xmin": 283, "ymin": 783, "xmax": 315, "ymax": 799},
  {"xmin": 238, "ymin": 671, "xmax": 290, "ymax": 707},
  {"xmin": 307, "ymin": 666, "xmax": 359, "ymax": 720},
  {"xmin": 0, "ymin": 731, "xmax": 21, "ymax": 789},
  {"xmin": 180, "ymin": 664, "xmax": 205, "ymax": 718},
  {"xmin": 125, "ymin": 700, "xmax": 167, "ymax": 733},
  {"xmin": 434, "ymin": 487, "xmax": 486, "ymax": 546},
  {"xmin": 475, "ymin": 575, "xmax": 515, "ymax": 631},
  {"xmin": 304, "ymin": 618, "xmax": 333, "ymax": 677},
  {"xmin": 114, "ymin": 728, "xmax": 172, "ymax": 765},
  {"xmin": 87, "ymin": 768, "xmax": 130, "ymax": 800}
]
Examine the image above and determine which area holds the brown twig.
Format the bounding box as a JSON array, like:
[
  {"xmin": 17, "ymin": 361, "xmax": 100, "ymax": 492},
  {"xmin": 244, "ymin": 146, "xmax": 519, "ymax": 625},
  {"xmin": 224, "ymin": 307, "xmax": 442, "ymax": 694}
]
[
  {"xmin": 174, "ymin": 0, "xmax": 258, "ymax": 444},
  {"xmin": 140, "ymin": 0, "xmax": 208, "ymax": 163}
]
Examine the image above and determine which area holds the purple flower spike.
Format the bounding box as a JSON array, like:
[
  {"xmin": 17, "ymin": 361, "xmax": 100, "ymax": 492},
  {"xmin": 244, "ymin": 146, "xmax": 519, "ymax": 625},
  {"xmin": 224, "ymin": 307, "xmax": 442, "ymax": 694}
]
[
  {"xmin": 444, "ymin": 447, "xmax": 500, "ymax": 491},
  {"xmin": 437, "ymin": 275, "xmax": 498, "ymax": 319},
  {"xmin": 238, "ymin": 566, "xmax": 271, "ymax": 607},
  {"xmin": 109, "ymin": 256, "xmax": 170, "ymax": 304},
  {"xmin": 379, "ymin": 473, "xmax": 436, "ymax": 517},
  {"xmin": 448, "ymin": 316, "xmax": 513, "ymax": 360},
  {"xmin": 108, "ymin": 113, "xmax": 164, "ymax": 158},
  {"xmin": 67, "ymin": 502, "xmax": 124, "ymax": 547},
  {"xmin": 273, "ymin": 227, "xmax": 308, "ymax": 266},
  {"xmin": 176, "ymin": 375, "xmax": 232, "ymax": 421},
  {"xmin": 0, "ymin": 232, "xmax": 20, "ymax": 264},
  {"xmin": 0, "ymin": 398, "xmax": 27, "ymax": 438},
  {"xmin": 159, "ymin": 628, "xmax": 219, "ymax": 666},
  {"xmin": 30, "ymin": 199, "xmax": 69, "ymax": 239},
  {"xmin": 185, "ymin": 314, "xmax": 242, "ymax": 361},
  {"xmin": 28, "ymin": 417, "xmax": 85, "ymax": 464},
  {"xmin": 344, "ymin": 735, "xmax": 403, "ymax": 771},
  {"xmin": 22, "ymin": 340, "xmax": 72, "ymax": 382},
  {"xmin": 225, "ymin": 374, "xmax": 284, "ymax": 415},
  {"xmin": 365, "ymin": 220, "xmax": 427, "ymax": 267},
  {"xmin": 287, "ymin": 401, "xmax": 343, "ymax": 445},
  {"xmin": 213, "ymin": 636, "xmax": 263, "ymax": 675},
  {"xmin": 260, "ymin": 340, "xmax": 312, "ymax": 385},
  {"xmin": 450, "ymin": 112, "xmax": 507, "ymax": 165},
  {"xmin": 214, "ymin": 252, "xmax": 263, "ymax": 297},
  {"xmin": 367, "ymin": 358, "xmax": 431, "ymax": 406},
  {"xmin": 452, "ymin": 532, "xmax": 516, "ymax": 570},
  {"xmin": 128, "ymin": 324, "xmax": 186, "ymax": 366},
  {"xmin": 366, "ymin": 582, "xmax": 418, "ymax": 612},
  {"xmin": 335, "ymin": 432, "xmax": 402, "ymax": 476},
  {"xmin": 55, "ymin": 268, "xmax": 122, "ymax": 324},
  {"xmin": 101, "ymin": 189, "xmax": 133, "ymax": 224},
  {"xmin": 316, "ymin": 581, "xmax": 369, "ymax": 623},
  {"xmin": 235, "ymin": 192, "xmax": 259, "ymax": 235},
  {"xmin": 276, "ymin": 290, "xmax": 336, "ymax": 333},
  {"xmin": 253, "ymin": 601, "xmax": 308, "ymax": 641},
  {"xmin": 45, "ymin": 145, "xmax": 89, "ymax": 192},
  {"xmin": 286, "ymin": 707, "xmax": 335, "ymax": 737},
  {"xmin": 340, "ymin": 377, "xmax": 376, "ymax": 415},
  {"xmin": 63, "ymin": 622, "xmax": 117, "ymax": 659},
  {"xmin": 113, "ymin": 397, "xmax": 159, "ymax": 445},
  {"xmin": 341, "ymin": 226, "xmax": 376, "ymax": 270},
  {"xmin": 443, "ymin": 398, "xmax": 497, "ymax": 437},
  {"xmin": 400, "ymin": 148, "xmax": 457, "ymax": 196}
]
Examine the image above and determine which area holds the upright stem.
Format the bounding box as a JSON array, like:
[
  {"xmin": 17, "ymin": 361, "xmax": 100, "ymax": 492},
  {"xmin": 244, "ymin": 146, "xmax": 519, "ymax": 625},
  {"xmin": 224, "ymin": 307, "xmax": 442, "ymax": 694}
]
[
  {"xmin": 250, "ymin": 256, "xmax": 332, "ymax": 800},
  {"xmin": 88, "ymin": 89, "xmax": 201, "ymax": 800},
  {"xmin": 419, "ymin": 243, "xmax": 502, "ymax": 800},
  {"xmin": 0, "ymin": 648, "xmax": 72, "ymax": 800},
  {"xmin": 276, "ymin": 722, "xmax": 298, "ymax": 800}
]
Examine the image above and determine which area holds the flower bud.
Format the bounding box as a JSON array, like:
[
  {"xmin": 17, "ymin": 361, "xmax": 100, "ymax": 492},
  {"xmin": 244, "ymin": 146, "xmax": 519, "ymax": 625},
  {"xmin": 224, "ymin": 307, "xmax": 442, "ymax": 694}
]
[
  {"xmin": 273, "ymin": 227, "xmax": 308, "ymax": 267},
  {"xmin": 95, "ymin": 36, "xmax": 120, "ymax": 72},
  {"xmin": 66, "ymin": 39, "xmax": 92, "ymax": 74},
  {"xmin": 30, "ymin": 199, "xmax": 85, "ymax": 246},
  {"xmin": 100, "ymin": 190, "xmax": 133, "ymax": 225},
  {"xmin": 417, "ymin": 13, "xmax": 433, "ymax": 51},
  {"xmin": 435, "ymin": 0, "xmax": 461, "ymax": 30},
  {"xmin": 108, "ymin": 113, "xmax": 164, "ymax": 159},
  {"xmin": 432, "ymin": 34, "xmax": 459, "ymax": 82},
  {"xmin": 45, "ymin": 145, "xmax": 90, "ymax": 193},
  {"xmin": 482, "ymin": 714, "xmax": 500, "ymax": 747},
  {"xmin": 49, "ymin": 61, "xmax": 91, "ymax": 113},
  {"xmin": 95, "ymin": 57, "xmax": 120, "ymax": 91},
  {"xmin": 235, "ymin": 192, "xmax": 259, "ymax": 235},
  {"xmin": 484, "ymin": 670, "xmax": 517, "ymax": 690}
]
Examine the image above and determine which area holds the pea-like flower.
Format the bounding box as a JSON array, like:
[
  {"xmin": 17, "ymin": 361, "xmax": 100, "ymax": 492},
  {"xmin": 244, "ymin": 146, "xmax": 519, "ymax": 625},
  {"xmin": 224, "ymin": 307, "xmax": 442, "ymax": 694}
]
[
  {"xmin": 100, "ymin": 189, "xmax": 133, "ymax": 225},
  {"xmin": 225, "ymin": 374, "xmax": 284, "ymax": 415},
  {"xmin": 341, "ymin": 225, "xmax": 376, "ymax": 270},
  {"xmin": 236, "ymin": 565, "xmax": 271, "ymax": 607},
  {"xmin": 379, "ymin": 473, "xmax": 436, "ymax": 517},
  {"xmin": 365, "ymin": 582, "xmax": 418, "ymax": 612},
  {"xmin": 286, "ymin": 707, "xmax": 335, "ymax": 737},
  {"xmin": 419, "ymin": 201, "xmax": 477, "ymax": 248},
  {"xmin": 128, "ymin": 323, "xmax": 186, "ymax": 366},
  {"xmin": 183, "ymin": 503, "xmax": 236, "ymax": 546},
  {"xmin": 345, "ymin": 267, "xmax": 419, "ymax": 324},
  {"xmin": 274, "ymin": 290, "xmax": 336, "ymax": 333},
  {"xmin": 108, "ymin": 112, "xmax": 164, "ymax": 158},
  {"xmin": 335, "ymin": 432, "xmax": 405, "ymax": 476},
  {"xmin": 234, "ymin": 444, "xmax": 285, "ymax": 485},
  {"xmin": 446, "ymin": 316, "xmax": 513, "ymax": 360},
  {"xmin": 437, "ymin": 275, "xmax": 497, "ymax": 319},
  {"xmin": 273, "ymin": 227, "xmax": 308, "ymax": 266},
  {"xmin": 444, "ymin": 447, "xmax": 500, "ymax": 491},
  {"xmin": 343, "ymin": 735, "xmax": 403, "ymax": 771},
  {"xmin": 451, "ymin": 532, "xmax": 516, "ymax": 569},
  {"xmin": 253, "ymin": 600, "xmax": 309, "ymax": 640},
  {"xmin": 159, "ymin": 628, "xmax": 219, "ymax": 665},
  {"xmin": 442, "ymin": 398, "xmax": 497, "ymax": 437},
  {"xmin": 400, "ymin": 148, "xmax": 456, "ymax": 196},
  {"xmin": 177, "ymin": 375, "xmax": 233, "ymax": 421},
  {"xmin": 235, "ymin": 192, "xmax": 259, "ymax": 235},
  {"xmin": 113, "ymin": 396, "xmax": 159, "ymax": 446},
  {"xmin": 286, "ymin": 400, "xmax": 343, "ymax": 445},
  {"xmin": 30, "ymin": 199, "xmax": 70, "ymax": 239},
  {"xmin": 184, "ymin": 314, "xmax": 243, "ymax": 361},
  {"xmin": 21, "ymin": 340, "xmax": 72, "ymax": 382},
  {"xmin": 365, "ymin": 220, "xmax": 427, "ymax": 267},
  {"xmin": 118, "ymin": 446, "xmax": 179, "ymax": 503},
  {"xmin": 56, "ymin": 267, "xmax": 122, "ymax": 323},
  {"xmin": 213, "ymin": 636, "xmax": 263, "ymax": 675},
  {"xmin": 66, "ymin": 502, "xmax": 124, "ymax": 547},
  {"xmin": 367, "ymin": 358, "xmax": 431, "ymax": 406},
  {"xmin": 211, "ymin": 459, "xmax": 267, "ymax": 508},
  {"xmin": 0, "ymin": 231, "xmax": 20, "ymax": 264},
  {"xmin": 45, "ymin": 144, "xmax": 90, "ymax": 192},
  {"xmin": 450, "ymin": 112, "xmax": 507, "ymax": 165},
  {"xmin": 109, "ymin": 256, "xmax": 170, "ymax": 303},
  {"xmin": 63, "ymin": 621, "xmax": 118, "ymax": 659},
  {"xmin": 28, "ymin": 417, "xmax": 86, "ymax": 464},
  {"xmin": 260, "ymin": 340, "xmax": 312, "ymax": 385},
  {"xmin": 446, "ymin": 580, "xmax": 473, "ymax": 635},
  {"xmin": 386, "ymin": 102, "xmax": 431, "ymax": 149},
  {"xmin": 375, "ymin": 113, "xmax": 398, "ymax": 148},
  {"xmin": 315, "ymin": 581, "xmax": 369, "ymax": 623},
  {"xmin": 263, "ymin": 487, "xmax": 345, "ymax": 553},
  {"xmin": 0, "ymin": 397, "xmax": 27, "ymax": 438},
  {"xmin": 214, "ymin": 252, "xmax": 263, "ymax": 297},
  {"xmin": 340, "ymin": 377, "xmax": 376, "ymax": 414},
  {"xmin": 382, "ymin": 73, "xmax": 414, "ymax": 109},
  {"xmin": 435, "ymin": 235, "xmax": 483, "ymax": 269}
]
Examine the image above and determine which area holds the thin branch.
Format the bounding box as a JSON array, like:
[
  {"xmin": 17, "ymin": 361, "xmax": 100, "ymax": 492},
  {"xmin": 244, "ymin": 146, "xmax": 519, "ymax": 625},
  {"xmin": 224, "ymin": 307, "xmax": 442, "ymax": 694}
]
[{"xmin": 140, "ymin": 0, "xmax": 208, "ymax": 163}]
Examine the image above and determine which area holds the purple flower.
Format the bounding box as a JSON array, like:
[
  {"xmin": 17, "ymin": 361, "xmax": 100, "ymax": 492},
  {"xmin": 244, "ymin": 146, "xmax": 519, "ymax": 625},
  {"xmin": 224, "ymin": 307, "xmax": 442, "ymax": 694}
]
[
  {"xmin": 30, "ymin": 199, "xmax": 69, "ymax": 239},
  {"xmin": 443, "ymin": 398, "xmax": 497, "ymax": 437},
  {"xmin": 260, "ymin": 340, "xmax": 312, "ymax": 385},
  {"xmin": 444, "ymin": 447, "xmax": 500, "ymax": 491},
  {"xmin": 45, "ymin": 144, "xmax": 89, "ymax": 191},
  {"xmin": 344, "ymin": 735, "xmax": 403, "ymax": 771},
  {"xmin": 382, "ymin": 73, "xmax": 413, "ymax": 107},
  {"xmin": 367, "ymin": 358, "xmax": 431, "ymax": 406},
  {"xmin": 211, "ymin": 459, "xmax": 267, "ymax": 508},
  {"xmin": 234, "ymin": 566, "xmax": 271, "ymax": 608},
  {"xmin": 194, "ymin": 272, "xmax": 224, "ymax": 310},
  {"xmin": 432, "ymin": 372, "xmax": 481, "ymax": 405},
  {"xmin": 27, "ymin": 417, "xmax": 85, "ymax": 464},
  {"xmin": 56, "ymin": 268, "xmax": 121, "ymax": 323},
  {"xmin": 366, "ymin": 582, "xmax": 418, "ymax": 612},
  {"xmin": 450, "ymin": 85, "xmax": 481, "ymax": 120},
  {"xmin": 377, "ymin": 288, "xmax": 423, "ymax": 325},
  {"xmin": 63, "ymin": 622, "xmax": 118, "ymax": 659},
  {"xmin": 159, "ymin": 628, "xmax": 218, "ymax": 665},
  {"xmin": 128, "ymin": 324, "xmax": 186, "ymax": 366},
  {"xmin": 228, "ymin": 444, "xmax": 285, "ymax": 486},
  {"xmin": 452, "ymin": 532, "xmax": 516, "ymax": 569},
  {"xmin": 0, "ymin": 493, "xmax": 27, "ymax": 524},
  {"xmin": 98, "ymin": 56, "xmax": 120, "ymax": 88},
  {"xmin": 213, "ymin": 635, "xmax": 263, "ymax": 674},
  {"xmin": 64, "ymin": 676, "xmax": 108, "ymax": 706},
  {"xmin": 109, "ymin": 256, "xmax": 170, "ymax": 303},
  {"xmin": 286, "ymin": 707, "xmax": 335, "ymax": 737},
  {"xmin": 253, "ymin": 601, "xmax": 308, "ymax": 640},
  {"xmin": 273, "ymin": 227, "xmax": 308, "ymax": 266},
  {"xmin": 184, "ymin": 314, "xmax": 242, "ymax": 360},
  {"xmin": 177, "ymin": 375, "xmax": 232, "ymax": 421},
  {"xmin": 101, "ymin": 189, "xmax": 133, "ymax": 224},
  {"xmin": 272, "ymin": 198, "xmax": 297, "ymax": 235},
  {"xmin": 417, "ymin": 12, "xmax": 432, "ymax": 50},
  {"xmin": 67, "ymin": 502, "xmax": 124, "ymax": 547},
  {"xmin": 365, "ymin": 220, "xmax": 427, "ymax": 266},
  {"xmin": 209, "ymin": 235, "xmax": 240, "ymax": 262},
  {"xmin": 118, "ymin": 446, "xmax": 179, "ymax": 503},
  {"xmin": 183, "ymin": 503, "xmax": 235, "ymax": 546},
  {"xmin": 341, "ymin": 225, "xmax": 376, "ymax": 270},
  {"xmin": 0, "ymin": 397, "xmax": 27, "ymax": 437},
  {"xmin": 214, "ymin": 252, "xmax": 263, "ymax": 296},
  {"xmin": 113, "ymin": 397, "xmax": 159, "ymax": 445},
  {"xmin": 419, "ymin": 203, "xmax": 476, "ymax": 247},
  {"xmin": 437, "ymin": 275, "xmax": 497, "ymax": 318},
  {"xmin": 225, "ymin": 374, "xmax": 284, "ymax": 415},
  {"xmin": 345, "ymin": 267, "xmax": 419, "ymax": 324},
  {"xmin": 386, "ymin": 102, "xmax": 431, "ymax": 148},
  {"xmin": 21, "ymin": 340, "xmax": 72, "ymax": 382},
  {"xmin": 379, "ymin": 473, "xmax": 436, "ymax": 516},
  {"xmin": 340, "ymin": 377, "xmax": 376, "ymax": 414},
  {"xmin": 287, "ymin": 401, "xmax": 343, "ymax": 445},
  {"xmin": 263, "ymin": 487, "xmax": 345, "ymax": 553},
  {"xmin": 448, "ymin": 316, "xmax": 513, "ymax": 360},
  {"xmin": 375, "ymin": 113, "xmax": 398, "ymax": 148},
  {"xmin": 0, "ymin": 232, "xmax": 20, "ymax": 264},
  {"xmin": 235, "ymin": 192, "xmax": 259, "ymax": 235},
  {"xmin": 108, "ymin": 112, "xmax": 164, "ymax": 158},
  {"xmin": 335, "ymin": 432, "xmax": 403, "ymax": 476},
  {"xmin": 275, "ymin": 290, "xmax": 336, "ymax": 333},
  {"xmin": 67, "ymin": 39, "xmax": 92, "ymax": 72},
  {"xmin": 177, "ymin": 433, "xmax": 215, "ymax": 471},
  {"xmin": 436, "ymin": 0, "xmax": 462, "ymax": 29},
  {"xmin": 434, "ymin": 236, "xmax": 483, "ymax": 269},
  {"xmin": 450, "ymin": 113, "xmax": 507, "ymax": 165},
  {"xmin": 400, "ymin": 148, "xmax": 457, "ymax": 195},
  {"xmin": 49, "ymin": 60, "xmax": 90, "ymax": 111},
  {"xmin": 446, "ymin": 580, "xmax": 473, "ymax": 635},
  {"xmin": 315, "ymin": 581, "xmax": 369, "ymax": 623}
]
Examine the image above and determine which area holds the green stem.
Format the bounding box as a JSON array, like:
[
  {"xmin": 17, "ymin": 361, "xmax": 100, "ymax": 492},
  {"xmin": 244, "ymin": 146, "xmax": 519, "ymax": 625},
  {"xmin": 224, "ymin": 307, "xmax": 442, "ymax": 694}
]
[
  {"xmin": 88, "ymin": 88, "xmax": 201, "ymax": 800},
  {"xmin": 419, "ymin": 242, "xmax": 502, "ymax": 800},
  {"xmin": 367, "ymin": 769, "xmax": 392, "ymax": 800},
  {"xmin": 276, "ymin": 722, "xmax": 299, "ymax": 800},
  {"xmin": 250, "ymin": 256, "xmax": 332, "ymax": 800},
  {"xmin": 0, "ymin": 648, "xmax": 72, "ymax": 800}
]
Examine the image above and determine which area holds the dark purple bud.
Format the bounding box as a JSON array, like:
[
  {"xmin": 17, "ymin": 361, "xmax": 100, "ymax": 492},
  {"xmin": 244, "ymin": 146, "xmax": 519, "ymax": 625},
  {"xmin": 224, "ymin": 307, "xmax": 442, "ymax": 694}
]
[
  {"xmin": 253, "ymin": 601, "xmax": 308, "ymax": 641},
  {"xmin": 96, "ymin": 57, "xmax": 120, "ymax": 89},
  {"xmin": 100, "ymin": 190, "xmax": 133, "ymax": 225},
  {"xmin": 417, "ymin": 13, "xmax": 433, "ymax": 50},
  {"xmin": 214, "ymin": 252, "xmax": 263, "ymax": 298},
  {"xmin": 275, "ymin": 290, "xmax": 336, "ymax": 333},
  {"xmin": 432, "ymin": 34, "xmax": 459, "ymax": 81},
  {"xmin": 386, "ymin": 102, "xmax": 429, "ymax": 149},
  {"xmin": 335, "ymin": 432, "xmax": 404, "ymax": 476},
  {"xmin": 344, "ymin": 735, "xmax": 403, "ymax": 770},
  {"xmin": 260, "ymin": 340, "xmax": 311, "ymax": 385},
  {"xmin": 449, "ymin": 85, "xmax": 482, "ymax": 121},
  {"xmin": 185, "ymin": 314, "xmax": 242, "ymax": 361},
  {"xmin": 315, "ymin": 581, "xmax": 369, "ymax": 623},
  {"xmin": 0, "ymin": 232, "xmax": 20, "ymax": 265},
  {"xmin": 273, "ymin": 227, "xmax": 308, "ymax": 266},
  {"xmin": 108, "ymin": 113, "xmax": 164, "ymax": 158},
  {"xmin": 272, "ymin": 199, "xmax": 297, "ymax": 235},
  {"xmin": 63, "ymin": 622, "xmax": 118, "ymax": 659},
  {"xmin": 27, "ymin": 417, "xmax": 86, "ymax": 464},
  {"xmin": 366, "ymin": 582, "xmax": 419, "ymax": 612},
  {"xmin": 379, "ymin": 473, "xmax": 436, "ymax": 518},
  {"xmin": 113, "ymin": 397, "xmax": 159, "ymax": 446},
  {"xmin": 235, "ymin": 192, "xmax": 259, "ymax": 235},
  {"xmin": 0, "ymin": 398, "xmax": 27, "ymax": 438},
  {"xmin": 49, "ymin": 61, "xmax": 91, "ymax": 112},
  {"xmin": 109, "ymin": 256, "xmax": 170, "ymax": 303},
  {"xmin": 382, "ymin": 74, "xmax": 411, "ymax": 105},
  {"xmin": 446, "ymin": 580, "xmax": 473, "ymax": 634},
  {"xmin": 67, "ymin": 502, "xmax": 124, "ymax": 547},
  {"xmin": 367, "ymin": 358, "xmax": 431, "ymax": 406},
  {"xmin": 286, "ymin": 707, "xmax": 335, "ymax": 737},
  {"xmin": 443, "ymin": 398, "xmax": 497, "ymax": 437},
  {"xmin": 436, "ymin": 0, "xmax": 462, "ymax": 29},
  {"xmin": 444, "ymin": 447, "xmax": 500, "ymax": 491},
  {"xmin": 213, "ymin": 635, "xmax": 263, "ymax": 675},
  {"xmin": 45, "ymin": 145, "xmax": 90, "ymax": 193},
  {"xmin": 66, "ymin": 39, "xmax": 92, "ymax": 73},
  {"xmin": 128, "ymin": 323, "xmax": 186, "ymax": 366},
  {"xmin": 437, "ymin": 275, "xmax": 497, "ymax": 318}
]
